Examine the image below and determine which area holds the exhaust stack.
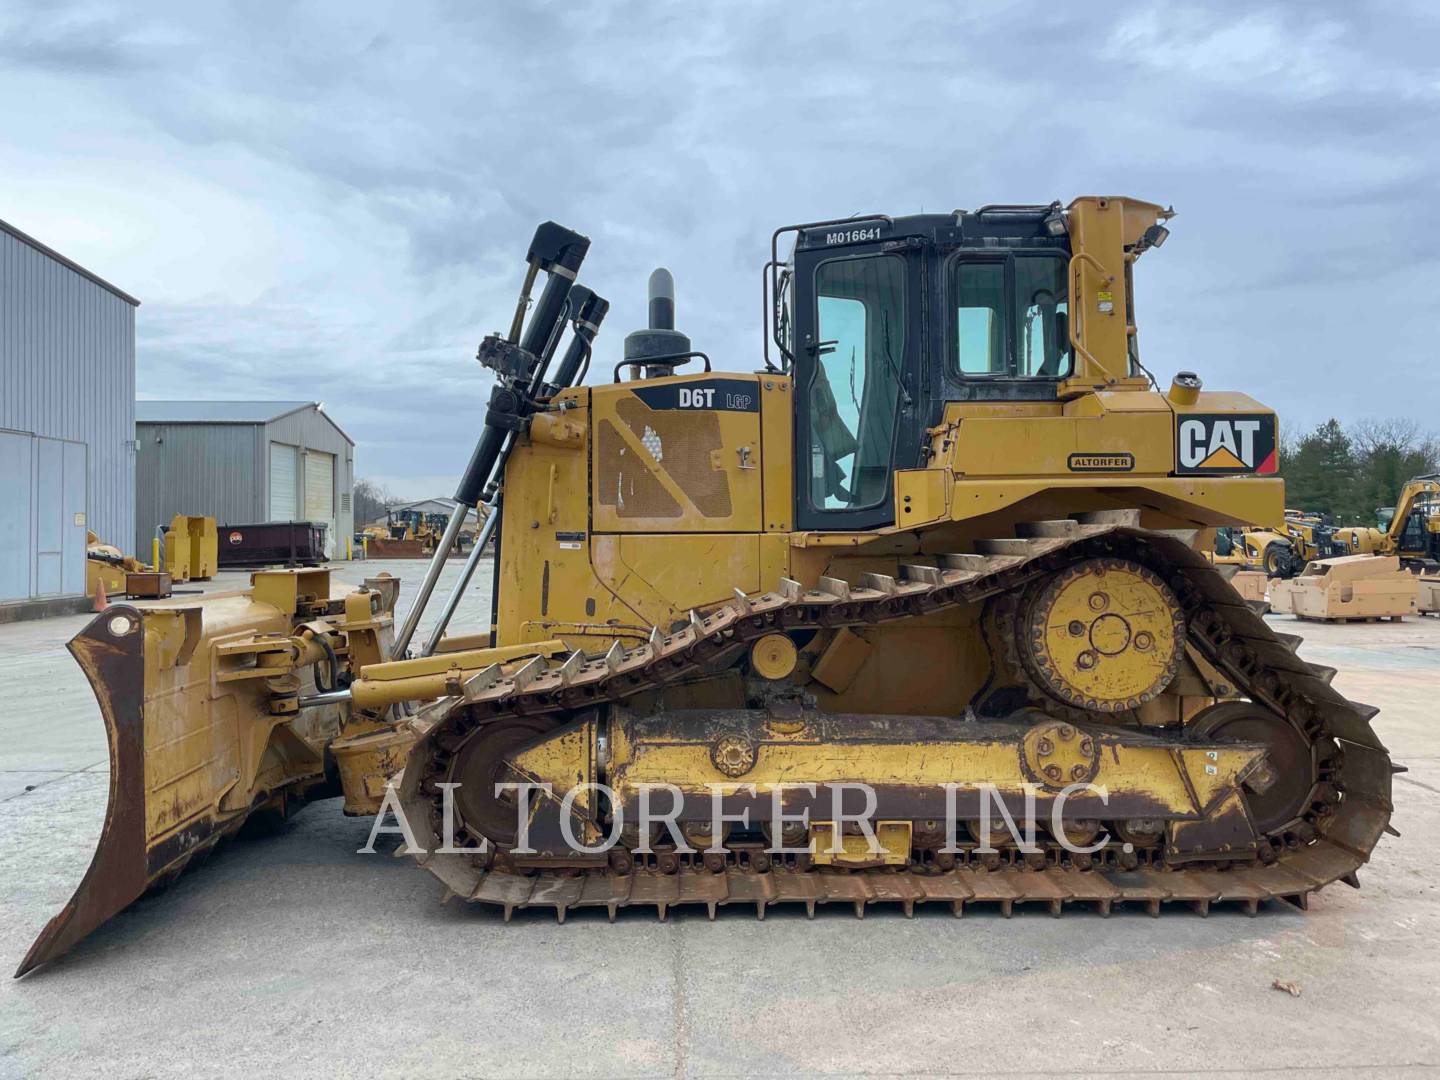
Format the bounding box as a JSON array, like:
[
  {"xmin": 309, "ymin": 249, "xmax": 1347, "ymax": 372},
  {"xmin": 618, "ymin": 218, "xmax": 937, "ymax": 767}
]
[{"xmin": 622, "ymin": 268, "xmax": 692, "ymax": 379}]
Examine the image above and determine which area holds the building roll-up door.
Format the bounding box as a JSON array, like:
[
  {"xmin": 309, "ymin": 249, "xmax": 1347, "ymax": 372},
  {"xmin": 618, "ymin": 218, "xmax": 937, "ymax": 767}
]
[
  {"xmin": 269, "ymin": 442, "xmax": 298, "ymax": 521},
  {"xmin": 303, "ymin": 449, "xmax": 335, "ymax": 557}
]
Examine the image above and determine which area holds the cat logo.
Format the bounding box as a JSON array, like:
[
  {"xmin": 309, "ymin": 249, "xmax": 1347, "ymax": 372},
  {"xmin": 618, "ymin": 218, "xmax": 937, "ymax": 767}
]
[{"xmin": 1176, "ymin": 414, "xmax": 1278, "ymax": 475}]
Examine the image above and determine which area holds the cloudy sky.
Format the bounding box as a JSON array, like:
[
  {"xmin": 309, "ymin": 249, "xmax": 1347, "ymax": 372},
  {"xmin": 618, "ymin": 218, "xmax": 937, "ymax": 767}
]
[{"xmin": 2, "ymin": 1, "xmax": 1437, "ymax": 495}]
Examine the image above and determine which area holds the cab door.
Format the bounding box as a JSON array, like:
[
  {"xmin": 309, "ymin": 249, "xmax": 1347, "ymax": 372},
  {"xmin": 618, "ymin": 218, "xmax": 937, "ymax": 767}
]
[{"xmin": 792, "ymin": 247, "xmax": 921, "ymax": 532}]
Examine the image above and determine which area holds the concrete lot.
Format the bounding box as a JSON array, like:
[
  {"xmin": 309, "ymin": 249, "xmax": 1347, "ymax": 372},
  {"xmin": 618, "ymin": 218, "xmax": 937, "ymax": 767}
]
[{"xmin": 2, "ymin": 563, "xmax": 1438, "ymax": 1079}]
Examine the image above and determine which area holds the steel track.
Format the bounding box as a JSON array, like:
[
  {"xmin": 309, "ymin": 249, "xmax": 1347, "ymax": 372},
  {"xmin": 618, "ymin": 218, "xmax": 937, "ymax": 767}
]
[{"xmin": 399, "ymin": 512, "xmax": 1397, "ymax": 920}]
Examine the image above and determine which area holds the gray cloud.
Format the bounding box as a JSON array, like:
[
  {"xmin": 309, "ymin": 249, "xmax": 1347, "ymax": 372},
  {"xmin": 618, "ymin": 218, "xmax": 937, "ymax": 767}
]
[{"xmin": 1, "ymin": 0, "xmax": 1437, "ymax": 494}]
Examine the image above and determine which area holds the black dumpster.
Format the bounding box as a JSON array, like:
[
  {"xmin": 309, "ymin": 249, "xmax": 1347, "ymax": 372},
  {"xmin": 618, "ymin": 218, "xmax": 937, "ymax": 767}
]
[{"xmin": 217, "ymin": 521, "xmax": 329, "ymax": 568}]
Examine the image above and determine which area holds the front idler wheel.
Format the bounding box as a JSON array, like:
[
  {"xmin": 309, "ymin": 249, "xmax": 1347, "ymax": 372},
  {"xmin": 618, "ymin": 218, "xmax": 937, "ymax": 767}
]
[
  {"xmin": 445, "ymin": 717, "xmax": 556, "ymax": 848},
  {"xmin": 1188, "ymin": 701, "xmax": 1320, "ymax": 837}
]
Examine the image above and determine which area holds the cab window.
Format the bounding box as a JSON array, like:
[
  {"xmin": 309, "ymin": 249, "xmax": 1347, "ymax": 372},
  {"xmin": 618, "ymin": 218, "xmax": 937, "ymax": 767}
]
[
  {"xmin": 956, "ymin": 263, "xmax": 1005, "ymax": 374},
  {"xmin": 1400, "ymin": 508, "xmax": 1429, "ymax": 550},
  {"xmin": 951, "ymin": 254, "xmax": 1072, "ymax": 378},
  {"xmin": 807, "ymin": 254, "xmax": 906, "ymax": 511}
]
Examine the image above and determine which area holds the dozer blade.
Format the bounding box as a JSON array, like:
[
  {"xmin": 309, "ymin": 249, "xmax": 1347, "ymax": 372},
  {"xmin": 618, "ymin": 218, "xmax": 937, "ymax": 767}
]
[
  {"xmin": 17, "ymin": 601, "xmax": 338, "ymax": 977},
  {"xmin": 364, "ymin": 537, "xmax": 430, "ymax": 559},
  {"xmin": 16, "ymin": 608, "xmax": 149, "ymax": 978}
]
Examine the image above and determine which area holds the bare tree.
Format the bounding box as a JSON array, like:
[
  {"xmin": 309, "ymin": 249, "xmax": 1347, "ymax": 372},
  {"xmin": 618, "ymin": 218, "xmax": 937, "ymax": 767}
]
[
  {"xmin": 1350, "ymin": 417, "xmax": 1424, "ymax": 457},
  {"xmin": 353, "ymin": 478, "xmax": 398, "ymax": 527}
]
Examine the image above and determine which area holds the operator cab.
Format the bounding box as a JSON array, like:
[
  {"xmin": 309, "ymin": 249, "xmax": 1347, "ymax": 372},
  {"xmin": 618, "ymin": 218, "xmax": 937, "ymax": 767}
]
[
  {"xmin": 1397, "ymin": 489, "xmax": 1440, "ymax": 562},
  {"xmin": 771, "ymin": 204, "xmax": 1122, "ymax": 531}
]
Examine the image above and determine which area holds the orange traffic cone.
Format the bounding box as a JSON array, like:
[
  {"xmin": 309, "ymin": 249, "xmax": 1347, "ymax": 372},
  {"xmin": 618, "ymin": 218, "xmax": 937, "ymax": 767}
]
[{"xmin": 93, "ymin": 574, "xmax": 108, "ymax": 612}]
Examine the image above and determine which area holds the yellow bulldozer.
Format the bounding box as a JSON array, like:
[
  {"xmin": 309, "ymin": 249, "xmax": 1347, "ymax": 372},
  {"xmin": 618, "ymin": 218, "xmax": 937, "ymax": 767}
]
[
  {"xmin": 19, "ymin": 198, "xmax": 1396, "ymax": 977},
  {"xmin": 1333, "ymin": 475, "xmax": 1440, "ymax": 570},
  {"xmin": 363, "ymin": 507, "xmax": 468, "ymax": 559}
]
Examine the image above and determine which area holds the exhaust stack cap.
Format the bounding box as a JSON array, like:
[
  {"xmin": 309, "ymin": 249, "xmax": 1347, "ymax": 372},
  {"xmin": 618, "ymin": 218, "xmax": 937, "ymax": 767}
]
[
  {"xmin": 623, "ymin": 266, "xmax": 691, "ymax": 372},
  {"xmin": 648, "ymin": 268, "xmax": 675, "ymax": 329},
  {"xmin": 1169, "ymin": 371, "xmax": 1202, "ymax": 406}
]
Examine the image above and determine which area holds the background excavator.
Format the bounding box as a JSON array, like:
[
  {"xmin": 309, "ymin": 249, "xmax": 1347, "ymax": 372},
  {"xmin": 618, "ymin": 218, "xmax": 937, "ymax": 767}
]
[
  {"xmin": 1333, "ymin": 475, "xmax": 1440, "ymax": 570},
  {"xmin": 18, "ymin": 197, "xmax": 1396, "ymax": 977}
]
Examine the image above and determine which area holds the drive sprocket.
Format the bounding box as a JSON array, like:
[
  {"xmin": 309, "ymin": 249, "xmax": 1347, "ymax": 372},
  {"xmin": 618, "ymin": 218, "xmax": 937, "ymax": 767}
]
[{"xmin": 1015, "ymin": 557, "xmax": 1185, "ymax": 712}]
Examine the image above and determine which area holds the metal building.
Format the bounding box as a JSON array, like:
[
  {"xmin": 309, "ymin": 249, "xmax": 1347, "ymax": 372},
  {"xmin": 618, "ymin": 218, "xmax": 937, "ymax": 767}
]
[
  {"xmin": 135, "ymin": 401, "xmax": 355, "ymax": 559},
  {"xmin": 1, "ymin": 218, "xmax": 138, "ymax": 607}
]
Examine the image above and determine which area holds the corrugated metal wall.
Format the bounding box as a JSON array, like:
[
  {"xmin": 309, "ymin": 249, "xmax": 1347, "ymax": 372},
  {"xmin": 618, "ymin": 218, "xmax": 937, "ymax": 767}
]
[
  {"xmin": 134, "ymin": 422, "xmax": 263, "ymax": 555},
  {"xmin": 0, "ymin": 228, "xmax": 137, "ymax": 571},
  {"xmin": 134, "ymin": 407, "xmax": 354, "ymax": 558},
  {"xmin": 265, "ymin": 408, "xmax": 354, "ymax": 554}
]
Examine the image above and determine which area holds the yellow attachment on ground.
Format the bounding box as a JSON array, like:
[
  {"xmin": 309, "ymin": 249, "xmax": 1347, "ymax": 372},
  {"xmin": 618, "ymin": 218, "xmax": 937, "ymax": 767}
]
[
  {"xmin": 86, "ymin": 530, "xmax": 149, "ymax": 597},
  {"xmin": 161, "ymin": 515, "xmax": 218, "ymax": 582},
  {"xmin": 85, "ymin": 557, "xmax": 126, "ymax": 599},
  {"xmin": 1019, "ymin": 558, "xmax": 1184, "ymax": 711}
]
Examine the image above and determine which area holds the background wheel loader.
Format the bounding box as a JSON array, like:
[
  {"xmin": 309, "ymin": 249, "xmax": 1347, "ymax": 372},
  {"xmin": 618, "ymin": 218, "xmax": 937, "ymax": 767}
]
[
  {"xmin": 1283, "ymin": 509, "xmax": 1348, "ymax": 566},
  {"xmin": 19, "ymin": 197, "xmax": 1396, "ymax": 976},
  {"xmin": 1209, "ymin": 524, "xmax": 1298, "ymax": 578}
]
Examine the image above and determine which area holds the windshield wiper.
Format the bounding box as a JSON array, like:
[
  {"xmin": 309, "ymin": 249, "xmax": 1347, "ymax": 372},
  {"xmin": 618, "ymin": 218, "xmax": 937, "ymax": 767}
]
[{"xmin": 880, "ymin": 310, "xmax": 912, "ymax": 407}]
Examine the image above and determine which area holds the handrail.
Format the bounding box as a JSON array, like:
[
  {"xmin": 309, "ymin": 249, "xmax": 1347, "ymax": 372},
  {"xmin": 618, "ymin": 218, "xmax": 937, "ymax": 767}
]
[
  {"xmin": 769, "ymin": 214, "xmax": 893, "ymax": 373},
  {"xmin": 761, "ymin": 260, "xmax": 780, "ymax": 372},
  {"xmin": 1067, "ymin": 252, "xmax": 1112, "ymax": 379},
  {"xmin": 612, "ymin": 351, "xmax": 712, "ymax": 383}
]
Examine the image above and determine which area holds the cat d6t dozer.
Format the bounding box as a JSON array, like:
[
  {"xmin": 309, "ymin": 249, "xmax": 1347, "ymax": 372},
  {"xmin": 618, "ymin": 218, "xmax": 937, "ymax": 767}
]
[{"xmin": 20, "ymin": 199, "xmax": 1396, "ymax": 976}]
